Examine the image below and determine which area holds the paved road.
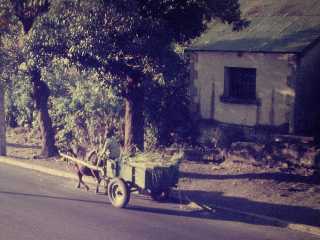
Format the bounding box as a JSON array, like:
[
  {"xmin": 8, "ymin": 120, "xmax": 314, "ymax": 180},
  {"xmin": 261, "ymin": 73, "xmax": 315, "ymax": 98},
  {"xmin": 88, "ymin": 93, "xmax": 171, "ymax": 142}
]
[{"xmin": 0, "ymin": 164, "xmax": 318, "ymax": 240}]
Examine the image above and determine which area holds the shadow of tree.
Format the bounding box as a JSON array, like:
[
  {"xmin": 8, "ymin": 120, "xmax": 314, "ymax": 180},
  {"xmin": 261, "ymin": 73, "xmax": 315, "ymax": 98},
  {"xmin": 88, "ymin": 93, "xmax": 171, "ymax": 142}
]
[
  {"xmin": 1, "ymin": 189, "xmax": 318, "ymax": 228},
  {"xmin": 128, "ymin": 191, "xmax": 289, "ymax": 227},
  {"xmin": 0, "ymin": 190, "xmax": 278, "ymax": 227},
  {"xmin": 0, "ymin": 190, "xmax": 108, "ymax": 206},
  {"xmin": 175, "ymin": 189, "xmax": 320, "ymax": 227},
  {"xmin": 126, "ymin": 203, "xmax": 283, "ymax": 227}
]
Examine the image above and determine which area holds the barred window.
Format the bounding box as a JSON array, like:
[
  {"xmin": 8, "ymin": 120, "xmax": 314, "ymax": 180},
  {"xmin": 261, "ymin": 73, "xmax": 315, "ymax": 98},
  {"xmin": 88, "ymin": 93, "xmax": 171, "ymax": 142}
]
[{"xmin": 221, "ymin": 67, "xmax": 258, "ymax": 104}]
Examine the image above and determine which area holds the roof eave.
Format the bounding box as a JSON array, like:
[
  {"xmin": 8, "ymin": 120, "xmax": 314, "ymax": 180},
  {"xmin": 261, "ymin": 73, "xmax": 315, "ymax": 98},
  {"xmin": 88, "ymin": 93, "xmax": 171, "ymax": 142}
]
[
  {"xmin": 299, "ymin": 36, "xmax": 320, "ymax": 57},
  {"xmin": 185, "ymin": 48, "xmax": 302, "ymax": 55}
]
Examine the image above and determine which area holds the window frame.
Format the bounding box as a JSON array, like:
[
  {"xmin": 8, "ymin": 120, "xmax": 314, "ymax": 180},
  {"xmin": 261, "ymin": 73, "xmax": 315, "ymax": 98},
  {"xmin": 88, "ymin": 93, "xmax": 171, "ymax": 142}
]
[{"xmin": 220, "ymin": 67, "xmax": 260, "ymax": 105}]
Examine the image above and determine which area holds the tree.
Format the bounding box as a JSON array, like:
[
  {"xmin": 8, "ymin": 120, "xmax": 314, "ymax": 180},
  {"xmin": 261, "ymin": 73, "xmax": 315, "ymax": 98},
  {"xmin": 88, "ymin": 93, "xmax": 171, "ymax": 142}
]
[
  {"xmin": 0, "ymin": 4, "xmax": 9, "ymax": 155},
  {"xmin": 10, "ymin": 0, "xmax": 58, "ymax": 157},
  {"xmin": 0, "ymin": 80, "xmax": 5, "ymax": 155},
  {"xmin": 0, "ymin": 0, "xmax": 20, "ymax": 155},
  {"xmin": 22, "ymin": 0, "xmax": 245, "ymax": 152}
]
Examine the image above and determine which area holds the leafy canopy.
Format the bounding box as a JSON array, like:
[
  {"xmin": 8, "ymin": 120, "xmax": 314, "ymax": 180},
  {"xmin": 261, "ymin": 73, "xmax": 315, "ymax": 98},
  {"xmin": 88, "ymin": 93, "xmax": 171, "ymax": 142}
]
[
  {"xmin": 25, "ymin": 0, "xmax": 245, "ymax": 92},
  {"xmin": 20, "ymin": 0, "xmax": 245, "ymax": 145}
]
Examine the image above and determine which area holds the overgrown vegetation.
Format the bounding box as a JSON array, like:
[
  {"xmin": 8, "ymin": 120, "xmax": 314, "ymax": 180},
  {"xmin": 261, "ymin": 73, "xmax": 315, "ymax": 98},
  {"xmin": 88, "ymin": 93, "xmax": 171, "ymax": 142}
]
[
  {"xmin": 4, "ymin": 57, "xmax": 198, "ymax": 150},
  {"xmin": 1, "ymin": 0, "xmax": 245, "ymax": 155}
]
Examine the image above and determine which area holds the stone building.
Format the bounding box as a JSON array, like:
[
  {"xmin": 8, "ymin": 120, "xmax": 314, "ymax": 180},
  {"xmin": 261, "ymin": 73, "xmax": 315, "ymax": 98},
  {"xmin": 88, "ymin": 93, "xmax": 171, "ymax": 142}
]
[{"xmin": 187, "ymin": 0, "xmax": 320, "ymax": 142}]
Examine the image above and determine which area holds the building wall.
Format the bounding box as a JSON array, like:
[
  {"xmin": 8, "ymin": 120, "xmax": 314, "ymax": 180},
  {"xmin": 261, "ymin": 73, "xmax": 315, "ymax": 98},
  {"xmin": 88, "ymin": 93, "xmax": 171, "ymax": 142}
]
[
  {"xmin": 295, "ymin": 41, "xmax": 320, "ymax": 135},
  {"xmin": 190, "ymin": 51, "xmax": 297, "ymax": 129}
]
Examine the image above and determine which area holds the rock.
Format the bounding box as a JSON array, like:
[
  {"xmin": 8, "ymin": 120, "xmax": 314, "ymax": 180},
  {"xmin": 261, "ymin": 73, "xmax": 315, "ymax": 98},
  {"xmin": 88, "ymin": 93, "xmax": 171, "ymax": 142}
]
[
  {"xmin": 281, "ymin": 162, "xmax": 289, "ymax": 169},
  {"xmin": 230, "ymin": 141, "xmax": 264, "ymax": 160}
]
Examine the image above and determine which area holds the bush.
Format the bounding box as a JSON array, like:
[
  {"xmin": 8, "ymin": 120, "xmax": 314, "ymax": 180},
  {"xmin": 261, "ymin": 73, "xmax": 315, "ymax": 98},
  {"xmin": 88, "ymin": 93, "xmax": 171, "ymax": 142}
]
[
  {"xmin": 44, "ymin": 63, "xmax": 123, "ymax": 150},
  {"xmin": 7, "ymin": 57, "xmax": 198, "ymax": 151},
  {"xmin": 5, "ymin": 74, "xmax": 34, "ymax": 128}
]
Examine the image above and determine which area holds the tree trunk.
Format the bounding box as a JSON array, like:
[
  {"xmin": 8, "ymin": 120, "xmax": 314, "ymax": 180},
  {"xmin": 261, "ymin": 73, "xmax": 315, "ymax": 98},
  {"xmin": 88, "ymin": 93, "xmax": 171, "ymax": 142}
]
[
  {"xmin": 37, "ymin": 97, "xmax": 58, "ymax": 157},
  {"xmin": 0, "ymin": 84, "xmax": 6, "ymax": 156},
  {"xmin": 31, "ymin": 68, "xmax": 58, "ymax": 158},
  {"xmin": 124, "ymin": 75, "xmax": 144, "ymax": 153}
]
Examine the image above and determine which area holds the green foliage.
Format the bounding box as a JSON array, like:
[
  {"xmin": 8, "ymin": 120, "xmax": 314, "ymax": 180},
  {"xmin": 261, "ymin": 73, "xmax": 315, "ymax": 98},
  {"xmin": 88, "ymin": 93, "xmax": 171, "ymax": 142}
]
[
  {"xmin": 4, "ymin": 0, "xmax": 245, "ymax": 149},
  {"xmin": 24, "ymin": 0, "xmax": 245, "ymax": 89},
  {"xmin": 0, "ymin": 2, "xmax": 22, "ymax": 85},
  {"xmin": 43, "ymin": 60, "xmax": 123, "ymax": 148},
  {"xmin": 144, "ymin": 55, "xmax": 198, "ymax": 146},
  {"xmin": 3, "ymin": 56, "xmax": 123, "ymax": 149},
  {"xmin": 1, "ymin": 2, "xmax": 29, "ymax": 127},
  {"xmin": 11, "ymin": 0, "xmax": 50, "ymax": 33},
  {"xmin": 4, "ymin": 73, "xmax": 33, "ymax": 127}
]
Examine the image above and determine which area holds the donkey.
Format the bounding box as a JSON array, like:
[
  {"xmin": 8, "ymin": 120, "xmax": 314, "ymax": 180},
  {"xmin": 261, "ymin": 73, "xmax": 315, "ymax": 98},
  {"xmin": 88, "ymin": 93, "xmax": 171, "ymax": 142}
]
[{"xmin": 70, "ymin": 145, "xmax": 105, "ymax": 193}]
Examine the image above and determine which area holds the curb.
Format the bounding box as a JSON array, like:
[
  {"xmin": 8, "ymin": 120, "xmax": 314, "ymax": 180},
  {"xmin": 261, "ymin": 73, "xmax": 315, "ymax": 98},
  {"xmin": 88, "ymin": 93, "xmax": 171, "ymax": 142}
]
[
  {"xmin": 0, "ymin": 156, "xmax": 96, "ymax": 185},
  {"xmin": 1, "ymin": 156, "xmax": 320, "ymax": 237},
  {"xmin": 182, "ymin": 195, "xmax": 320, "ymax": 237}
]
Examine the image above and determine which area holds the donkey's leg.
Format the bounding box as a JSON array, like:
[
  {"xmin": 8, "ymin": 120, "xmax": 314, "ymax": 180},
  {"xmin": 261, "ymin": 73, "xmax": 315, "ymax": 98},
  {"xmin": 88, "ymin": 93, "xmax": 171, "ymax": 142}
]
[
  {"xmin": 76, "ymin": 170, "xmax": 82, "ymax": 189},
  {"xmin": 81, "ymin": 179, "xmax": 90, "ymax": 191},
  {"xmin": 95, "ymin": 177, "xmax": 102, "ymax": 194},
  {"xmin": 78, "ymin": 171, "xmax": 90, "ymax": 191},
  {"xmin": 91, "ymin": 170, "xmax": 101, "ymax": 194}
]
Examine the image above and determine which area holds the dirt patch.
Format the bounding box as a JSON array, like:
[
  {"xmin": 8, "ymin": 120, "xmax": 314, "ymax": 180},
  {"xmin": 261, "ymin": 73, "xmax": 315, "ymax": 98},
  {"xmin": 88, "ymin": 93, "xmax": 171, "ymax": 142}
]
[
  {"xmin": 6, "ymin": 127, "xmax": 71, "ymax": 172},
  {"xmin": 178, "ymin": 155, "xmax": 320, "ymax": 209}
]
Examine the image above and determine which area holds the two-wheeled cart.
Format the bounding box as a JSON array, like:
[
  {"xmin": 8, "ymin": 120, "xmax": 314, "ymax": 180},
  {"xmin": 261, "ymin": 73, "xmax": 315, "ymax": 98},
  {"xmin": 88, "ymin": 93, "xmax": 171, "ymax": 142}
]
[{"xmin": 60, "ymin": 152, "xmax": 181, "ymax": 208}]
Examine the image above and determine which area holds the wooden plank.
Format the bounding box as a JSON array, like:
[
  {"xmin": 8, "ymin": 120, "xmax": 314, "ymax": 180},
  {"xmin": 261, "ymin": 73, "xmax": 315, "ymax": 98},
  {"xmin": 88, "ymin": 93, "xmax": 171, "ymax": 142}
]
[{"xmin": 59, "ymin": 152, "xmax": 104, "ymax": 173}]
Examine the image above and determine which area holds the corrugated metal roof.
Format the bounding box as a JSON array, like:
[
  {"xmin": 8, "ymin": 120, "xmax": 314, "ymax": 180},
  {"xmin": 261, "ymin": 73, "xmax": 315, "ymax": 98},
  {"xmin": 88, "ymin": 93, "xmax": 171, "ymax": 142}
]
[{"xmin": 189, "ymin": 0, "xmax": 320, "ymax": 53}]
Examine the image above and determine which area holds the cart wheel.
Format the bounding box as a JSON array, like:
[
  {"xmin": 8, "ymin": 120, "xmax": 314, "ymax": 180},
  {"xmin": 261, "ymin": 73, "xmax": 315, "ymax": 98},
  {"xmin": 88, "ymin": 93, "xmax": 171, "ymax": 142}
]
[
  {"xmin": 107, "ymin": 178, "xmax": 130, "ymax": 208},
  {"xmin": 151, "ymin": 189, "xmax": 170, "ymax": 202}
]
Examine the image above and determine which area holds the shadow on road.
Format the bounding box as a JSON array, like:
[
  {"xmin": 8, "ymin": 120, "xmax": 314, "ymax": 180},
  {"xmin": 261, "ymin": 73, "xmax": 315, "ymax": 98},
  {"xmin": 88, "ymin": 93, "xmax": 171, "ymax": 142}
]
[
  {"xmin": 0, "ymin": 190, "xmax": 109, "ymax": 206},
  {"xmin": 1, "ymin": 189, "xmax": 318, "ymax": 228},
  {"xmin": 176, "ymin": 189, "xmax": 320, "ymax": 227},
  {"xmin": 126, "ymin": 203, "xmax": 283, "ymax": 227},
  {"xmin": 0, "ymin": 190, "xmax": 281, "ymax": 227}
]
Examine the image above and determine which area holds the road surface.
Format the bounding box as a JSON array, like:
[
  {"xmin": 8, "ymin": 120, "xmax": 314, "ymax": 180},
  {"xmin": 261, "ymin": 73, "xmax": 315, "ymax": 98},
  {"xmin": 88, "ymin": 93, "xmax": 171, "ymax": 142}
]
[{"xmin": 0, "ymin": 163, "xmax": 318, "ymax": 240}]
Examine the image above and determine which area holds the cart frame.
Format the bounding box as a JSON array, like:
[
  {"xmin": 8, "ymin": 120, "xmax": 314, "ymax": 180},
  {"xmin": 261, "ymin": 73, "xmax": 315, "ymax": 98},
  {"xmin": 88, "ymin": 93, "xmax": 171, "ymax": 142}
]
[{"xmin": 60, "ymin": 152, "xmax": 178, "ymax": 208}]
